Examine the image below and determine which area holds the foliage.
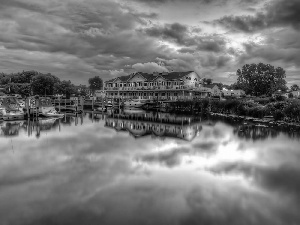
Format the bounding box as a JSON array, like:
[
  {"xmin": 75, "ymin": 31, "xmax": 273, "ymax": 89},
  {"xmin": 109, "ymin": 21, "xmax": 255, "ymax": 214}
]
[
  {"xmin": 291, "ymin": 84, "xmax": 299, "ymax": 91},
  {"xmin": 54, "ymin": 80, "xmax": 77, "ymax": 97},
  {"xmin": 88, "ymin": 76, "xmax": 103, "ymax": 93},
  {"xmin": 236, "ymin": 63, "xmax": 287, "ymax": 96},
  {"xmin": 5, "ymin": 83, "xmax": 31, "ymax": 96},
  {"xmin": 31, "ymin": 74, "xmax": 60, "ymax": 96},
  {"xmin": 202, "ymin": 78, "xmax": 213, "ymax": 85}
]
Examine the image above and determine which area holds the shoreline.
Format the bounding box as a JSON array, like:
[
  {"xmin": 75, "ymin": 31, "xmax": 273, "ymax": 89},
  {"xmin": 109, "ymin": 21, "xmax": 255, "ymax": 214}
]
[{"xmin": 209, "ymin": 112, "xmax": 300, "ymax": 130}]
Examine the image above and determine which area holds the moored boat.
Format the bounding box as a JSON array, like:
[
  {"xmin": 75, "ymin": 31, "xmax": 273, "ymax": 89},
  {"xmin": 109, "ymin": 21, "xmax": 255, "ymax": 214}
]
[
  {"xmin": 123, "ymin": 99, "xmax": 149, "ymax": 108},
  {"xmin": 0, "ymin": 96, "xmax": 25, "ymax": 120}
]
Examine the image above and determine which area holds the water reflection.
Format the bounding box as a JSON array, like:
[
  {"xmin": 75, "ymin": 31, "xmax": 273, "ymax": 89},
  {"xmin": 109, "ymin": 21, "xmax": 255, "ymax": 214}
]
[
  {"xmin": 0, "ymin": 112, "xmax": 300, "ymax": 225},
  {"xmin": 105, "ymin": 110, "xmax": 203, "ymax": 141}
]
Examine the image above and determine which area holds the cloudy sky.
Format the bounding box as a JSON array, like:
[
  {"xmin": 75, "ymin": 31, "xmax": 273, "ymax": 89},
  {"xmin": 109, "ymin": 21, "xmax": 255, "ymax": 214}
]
[{"xmin": 0, "ymin": 0, "xmax": 299, "ymax": 85}]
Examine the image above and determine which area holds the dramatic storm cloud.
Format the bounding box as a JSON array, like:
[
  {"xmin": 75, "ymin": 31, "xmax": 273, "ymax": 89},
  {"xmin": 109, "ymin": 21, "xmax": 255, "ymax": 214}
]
[{"xmin": 0, "ymin": 0, "xmax": 299, "ymax": 85}]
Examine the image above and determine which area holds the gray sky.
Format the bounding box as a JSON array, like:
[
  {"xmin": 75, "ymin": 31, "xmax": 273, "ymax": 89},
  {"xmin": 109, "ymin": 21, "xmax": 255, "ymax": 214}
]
[{"xmin": 0, "ymin": 0, "xmax": 299, "ymax": 85}]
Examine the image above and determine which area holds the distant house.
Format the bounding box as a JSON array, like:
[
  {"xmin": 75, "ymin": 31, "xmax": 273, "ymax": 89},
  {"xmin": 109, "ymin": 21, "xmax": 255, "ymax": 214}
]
[
  {"xmin": 202, "ymin": 84, "xmax": 222, "ymax": 97},
  {"xmin": 272, "ymin": 90, "xmax": 289, "ymax": 98},
  {"xmin": 222, "ymin": 89, "xmax": 245, "ymax": 97},
  {"xmin": 291, "ymin": 90, "xmax": 300, "ymax": 98}
]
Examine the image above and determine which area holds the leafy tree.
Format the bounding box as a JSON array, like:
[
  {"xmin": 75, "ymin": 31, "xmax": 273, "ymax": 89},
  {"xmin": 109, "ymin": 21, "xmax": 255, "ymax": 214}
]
[
  {"xmin": 216, "ymin": 83, "xmax": 223, "ymax": 89},
  {"xmin": 229, "ymin": 83, "xmax": 242, "ymax": 90},
  {"xmin": 54, "ymin": 80, "xmax": 77, "ymax": 97},
  {"xmin": 78, "ymin": 84, "xmax": 88, "ymax": 96},
  {"xmin": 203, "ymin": 78, "xmax": 212, "ymax": 85},
  {"xmin": 11, "ymin": 70, "xmax": 38, "ymax": 83},
  {"xmin": 291, "ymin": 84, "xmax": 299, "ymax": 91},
  {"xmin": 88, "ymin": 76, "xmax": 103, "ymax": 93},
  {"xmin": 31, "ymin": 73, "xmax": 60, "ymax": 96},
  {"xmin": 236, "ymin": 63, "xmax": 287, "ymax": 96}
]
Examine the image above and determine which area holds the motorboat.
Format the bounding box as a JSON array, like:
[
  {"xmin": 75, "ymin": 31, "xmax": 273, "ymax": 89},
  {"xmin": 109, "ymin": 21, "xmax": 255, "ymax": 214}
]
[
  {"xmin": 27, "ymin": 96, "xmax": 64, "ymax": 117},
  {"xmin": 123, "ymin": 108, "xmax": 146, "ymax": 114},
  {"xmin": 0, "ymin": 96, "xmax": 25, "ymax": 120},
  {"xmin": 123, "ymin": 99, "xmax": 149, "ymax": 108},
  {"xmin": 42, "ymin": 108, "xmax": 64, "ymax": 117},
  {"xmin": 39, "ymin": 98, "xmax": 64, "ymax": 117}
]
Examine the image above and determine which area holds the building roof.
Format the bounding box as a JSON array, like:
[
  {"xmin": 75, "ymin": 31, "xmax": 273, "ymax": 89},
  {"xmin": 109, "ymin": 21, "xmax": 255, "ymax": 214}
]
[{"xmin": 105, "ymin": 71, "xmax": 194, "ymax": 83}]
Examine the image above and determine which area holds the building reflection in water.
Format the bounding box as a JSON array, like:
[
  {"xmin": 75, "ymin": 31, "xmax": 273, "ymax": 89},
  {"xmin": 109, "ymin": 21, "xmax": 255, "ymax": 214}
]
[{"xmin": 105, "ymin": 109, "xmax": 203, "ymax": 141}]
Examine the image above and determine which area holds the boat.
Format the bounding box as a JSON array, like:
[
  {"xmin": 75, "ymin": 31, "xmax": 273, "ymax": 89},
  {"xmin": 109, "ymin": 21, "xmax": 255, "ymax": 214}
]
[
  {"xmin": 27, "ymin": 96, "xmax": 65, "ymax": 117},
  {"xmin": 0, "ymin": 96, "xmax": 25, "ymax": 120},
  {"xmin": 123, "ymin": 108, "xmax": 146, "ymax": 114},
  {"xmin": 123, "ymin": 99, "xmax": 149, "ymax": 108},
  {"xmin": 39, "ymin": 98, "xmax": 64, "ymax": 117}
]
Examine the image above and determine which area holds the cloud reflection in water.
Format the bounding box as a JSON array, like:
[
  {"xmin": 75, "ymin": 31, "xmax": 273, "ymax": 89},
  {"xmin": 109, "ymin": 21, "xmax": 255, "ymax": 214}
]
[{"xmin": 0, "ymin": 113, "xmax": 300, "ymax": 225}]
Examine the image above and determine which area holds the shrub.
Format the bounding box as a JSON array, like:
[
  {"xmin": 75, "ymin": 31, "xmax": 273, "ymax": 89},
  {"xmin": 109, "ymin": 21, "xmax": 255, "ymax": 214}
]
[{"xmin": 273, "ymin": 110, "xmax": 284, "ymax": 121}]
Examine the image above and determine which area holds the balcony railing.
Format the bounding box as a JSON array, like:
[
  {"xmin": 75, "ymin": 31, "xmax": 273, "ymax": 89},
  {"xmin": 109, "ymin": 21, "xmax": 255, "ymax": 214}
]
[{"xmin": 104, "ymin": 85, "xmax": 203, "ymax": 91}]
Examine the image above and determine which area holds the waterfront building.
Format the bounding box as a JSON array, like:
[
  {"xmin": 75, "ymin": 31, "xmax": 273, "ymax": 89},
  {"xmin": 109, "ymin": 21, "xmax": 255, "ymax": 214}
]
[
  {"xmin": 104, "ymin": 71, "xmax": 211, "ymax": 100},
  {"xmin": 222, "ymin": 89, "xmax": 245, "ymax": 97}
]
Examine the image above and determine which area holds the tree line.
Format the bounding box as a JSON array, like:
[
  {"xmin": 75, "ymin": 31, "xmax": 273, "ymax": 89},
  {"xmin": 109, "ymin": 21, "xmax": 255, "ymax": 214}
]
[{"xmin": 0, "ymin": 71, "xmax": 103, "ymax": 97}]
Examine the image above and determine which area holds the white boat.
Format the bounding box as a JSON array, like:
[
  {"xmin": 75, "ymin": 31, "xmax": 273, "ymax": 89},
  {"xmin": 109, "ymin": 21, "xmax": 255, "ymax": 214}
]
[
  {"xmin": 0, "ymin": 96, "xmax": 25, "ymax": 120},
  {"xmin": 38, "ymin": 97, "xmax": 64, "ymax": 117},
  {"xmin": 123, "ymin": 108, "xmax": 146, "ymax": 114},
  {"xmin": 42, "ymin": 109, "xmax": 64, "ymax": 117},
  {"xmin": 123, "ymin": 99, "xmax": 148, "ymax": 108}
]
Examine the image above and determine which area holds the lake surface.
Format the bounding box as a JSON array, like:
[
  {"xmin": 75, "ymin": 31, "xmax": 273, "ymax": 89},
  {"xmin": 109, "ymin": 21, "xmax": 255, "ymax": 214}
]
[{"xmin": 1, "ymin": 110, "xmax": 300, "ymax": 225}]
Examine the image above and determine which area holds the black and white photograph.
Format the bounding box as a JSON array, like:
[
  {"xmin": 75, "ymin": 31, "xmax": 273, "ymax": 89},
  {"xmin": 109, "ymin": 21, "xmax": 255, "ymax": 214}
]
[{"xmin": 0, "ymin": 0, "xmax": 300, "ymax": 224}]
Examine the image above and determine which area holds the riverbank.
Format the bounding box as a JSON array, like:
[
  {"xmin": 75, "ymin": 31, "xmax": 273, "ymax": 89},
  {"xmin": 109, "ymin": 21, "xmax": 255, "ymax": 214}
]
[
  {"xmin": 209, "ymin": 112, "xmax": 300, "ymax": 131},
  {"xmin": 154, "ymin": 98, "xmax": 300, "ymax": 130}
]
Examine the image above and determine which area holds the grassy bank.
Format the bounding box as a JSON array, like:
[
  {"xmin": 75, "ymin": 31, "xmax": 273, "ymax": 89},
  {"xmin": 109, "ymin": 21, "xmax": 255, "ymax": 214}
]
[
  {"xmin": 167, "ymin": 98, "xmax": 300, "ymax": 122},
  {"xmin": 209, "ymin": 98, "xmax": 300, "ymax": 122}
]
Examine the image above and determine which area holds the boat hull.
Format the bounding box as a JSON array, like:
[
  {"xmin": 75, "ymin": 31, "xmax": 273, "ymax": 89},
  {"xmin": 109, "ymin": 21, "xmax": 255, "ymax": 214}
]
[{"xmin": 124, "ymin": 101, "xmax": 146, "ymax": 108}]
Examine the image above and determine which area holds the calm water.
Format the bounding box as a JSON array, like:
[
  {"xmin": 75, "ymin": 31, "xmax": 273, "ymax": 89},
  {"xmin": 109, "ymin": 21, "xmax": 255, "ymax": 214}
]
[{"xmin": 1, "ymin": 110, "xmax": 300, "ymax": 225}]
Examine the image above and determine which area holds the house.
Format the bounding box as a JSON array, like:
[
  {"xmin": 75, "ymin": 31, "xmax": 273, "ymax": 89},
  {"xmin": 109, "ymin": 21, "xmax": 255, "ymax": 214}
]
[
  {"xmin": 202, "ymin": 84, "xmax": 222, "ymax": 97},
  {"xmin": 272, "ymin": 90, "xmax": 289, "ymax": 98},
  {"xmin": 104, "ymin": 71, "xmax": 210, "ymax": 100},
  {"xmin": 222, "ymin": 89, "xmax": 245, "ymax": 97},
  {"xmin": 291, "ymin": 90, "xmax": 300, "ymax": 98}
]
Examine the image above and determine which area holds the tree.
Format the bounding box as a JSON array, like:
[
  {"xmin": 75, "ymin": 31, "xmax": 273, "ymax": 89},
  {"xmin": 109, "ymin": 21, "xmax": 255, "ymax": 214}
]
[
  {"xmin": 31, "ymin": 73, "xmax": 60, "ymax": 96},
  {"xmin": 203, "ymin": 78, "xmax": 212, "ymax": 85},
  {"xmin": 229, "ymin": 83, "xmax": 242, "ymax": 90},
  {"xmin": 88, "ymin": 76, "xmax": 103, "ymax": 94},
  {"xmin": 236, "ymin": 63, "xmax": 287, "ymax": 96},
  {"xmin": 291, "ymin": 84, "xmax": 299, "ymax": 91},
  {"xmin": 54, "ymin": 80, "xmax": 77, "ymax": 97},
  {"xmin": 11, "ymin": 70, "xmax": 38, "ymax": 83}
]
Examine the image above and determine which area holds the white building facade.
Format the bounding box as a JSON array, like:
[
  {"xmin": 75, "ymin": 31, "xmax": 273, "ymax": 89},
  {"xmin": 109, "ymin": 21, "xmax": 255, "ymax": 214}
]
[{"xmin": 104, "ymin": 71, "xmax": 211, "ymax": 100}]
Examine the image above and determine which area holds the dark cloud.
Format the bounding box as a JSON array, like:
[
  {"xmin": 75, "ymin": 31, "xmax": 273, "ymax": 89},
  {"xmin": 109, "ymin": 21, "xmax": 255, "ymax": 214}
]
[
  {"xmin": 142, "ymin": 23, "xmax": 192, "ymax": 46},
  {"xmin": 141, "ymin": 23, "xmax": 227, "ymax": 53},
  {"xmin": 216, "ymin": 0, "xmax": 300, "ymax": 32},
  {"xmin": 200, "ymin": 54, "xmax": 232, "ymax": 69},
  {"xmin": 238, "ymin": 28, "xmax": 300, "ymax": 67},
  {"xmin": 134, "ymin": 0, "xmax": 227, "ymax": 6}
]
